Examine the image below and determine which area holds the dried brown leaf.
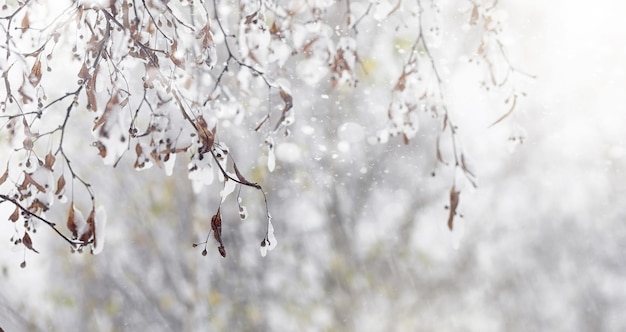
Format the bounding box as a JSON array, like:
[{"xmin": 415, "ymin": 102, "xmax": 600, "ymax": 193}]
[
  {"xmin": 67, "ymin": 203, "xmax": 77, "ymax": 238},
  {"xmin": 244, "ymin": 12, "xmax": 257, "ymax": 24},
  {"xmin": 273, "ymin": 88, "xmax": 294, "ymax": 131},
  {"xmin": 195, "ymin": 116, "xmax": 214, "ymax": 150},
  {"xmin": 93, "ymin": 92, "xmax": 120, "ymax": 132},
  {"xmin": 211, "ymin": 210, "xmax": 222, "ymax": 243},
  {"xmin": 23, "ymin": 173, "xmax": 45, "ymax": 192},
  {"xmin": 30, "ymin": 58, "xmax": 42, "ymax": 86},
  {"xmin": 28, "ymin": 199, "xmax": 48, "ymax": 213},
  {"xmin": 44, "ymin": 151, "xmax": 56, "ymax": 170},
  {"xmin": 394, "ymin": 71, "xmax": 407, "ymax": 91},
  {"xmin": 55, "ymin": 175, "xmax": 66, "ymax": 195},
  {"xmin": 122, "ymin": 0, "xmax": 131, "ymax": 28},
  {"xmin": 0, "ymin": 168, "xmax": 8, "ymax": 186},
  {"xmin": 22, "ymin": 137, "xmax": 33, "ymax": 151},
  {"xmin": 20, "ymin": 13, "xmax": 30, "ymax": 32},
  {"xmin": 85, "ymin": 208, "xmax": 96, "ymax": 245},
  {"xmin": 78, "ymin": 62, "xmax": 90, "ymax": 79},
  {"xmin": 436, "ymin": 136, "xmax": 446, "ymax": 165},
  {"xmin": 470, "ymin": 5, "xmax": 479, "ymax": 25},
  {"xmin": 170, "ymin": 40, "xmax": 185, "ymax": 68},
  {"xmin": 94, "ymin": 141, "xmax": 107, "ymax": 158},
  {"xmin": 22, "ymin": 117, "xmax": 31, "ymax": 136},
  {"xmin": 134, "ymin": 143, "xmax": 144, "ymax": 168},
  {"xmin": 9, "ymin": 206, "xmax": 20, "ymax": 222},
  {"xmin": 279, "ymin": 88, "xmax": 293, "ymax": 108},
  {"xmin": 86, "ymin": 84, "xmax": 98, "ymax": 112},
  {"xmin": 447, "ymin": 186, "xmax": 460, "ymax": 231},
  {"xmin": 22, "ymin": 232, "xmax": 39, "ymax": 253},
  {"xmin": 270, "ymin": 21, "xmax": 280, "ymax": 36},
  {"xmin": 402, "ymin": 133, "xmax": 410, "ymax": 145}
]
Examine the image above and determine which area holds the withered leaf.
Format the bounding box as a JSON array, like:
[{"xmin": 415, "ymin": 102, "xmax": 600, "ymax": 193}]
[
  {"xmin": 470, "ymin": 5, "xmax": 479, "ymax": 25},
  {"xmin": 17, "ymin": 80, "xmax": 33, "ymax": 104},
  {"xmin": 244, "ymin": 12, "xmax": 258, "ymax": 24},
  {"xmin": 79, "ymin": 222, "xmax": 93, "ymax": 243},
  {"xmin": 395, "ymin": 71, "xmax": 407, "ymax": 91},
  {"xmin": 22, "ymin": 232, "xmax": 39, "ymax": 254},
  {"xmin": 86, "ymin": 65, "xmax": 99, "ymax": 112},
  {"xmin": 78, "ymin": 62, "xmax": 90, "ymax": 80},
  {"xmin": 477, "ymin": 40, "xmax": 485, "ymax": 56},
  {"xmin": 273, "ymin": 88, "xmax": 294, "ymax": 131},
  {"xmin": 447, "ymin": 186, "xmax": 460, "ymax": 231},
  {"xmin": 202, "ymin": 23, "xmax": 214, "ymax": 47},
  {"xmin": 279, "ymin": 88, "xmax": 293, "ymax": 109},
  {"xmin": 93, "ymin": 92, "xmax": 119, "ymax": 131},
  {"xmin": 270, "ymin": 21, "xmax": 280, "ymax": 35},
  {"xmin": 86, "ymin": 84, "xmax": 98, "ymax": 112},
  {"xmin": 0, "ymin": 168, "xmax": 8, "ymax": 186},
  {"xmin": 218, "ymin": 245, "xmax": 226, "ymax": 258},
  {"xmin": 211, "ymin": 210, "xmax": 222, "ymax": 242},
  {"xmin": 30, "ymin": 58, "xmax": 42, "ymax": 86},
  {"xmin": 28, "ymin": 199, "xmax": 48, "ymax": 213},
  {"xmin": 22, "ymin": 137, "xmax": 33, "ymax": 151},
  {"xmin": 436, "ymin": 136, "xmax": 446, "ymax": 165},
  {"xmin": 21, "ymin": 13, "xmax": 30, "ymax": 32},
  {"xmin": 9, "ymin": 206, "xmax": 20, "ymax": 222},
  {"xmin": 134, "ymin": 143, "xmax": 145, "ymax": 168},
  {"xmin": 22, "ymin": 117, "xmax": 32, "ymax": 136},
  {"xmin": 67, "ymin": 203, "xmax": 77, "ymax": 238},
  {"xmin": 402, "ymin": 133, "xmax": 410, "ymax": 145},
  {"xmin": 194, "ymin": 116, "xmax": 214, "ymax": 150},
  {"xmin": 94, "ymin": 141, "xmax": 107, "ymax": 158},
  {"xmin": 55, "ymin": 174, "xmax": 66, "ymax": 195},
  {"xmin": 150, "ymin": 148, "xmax": 160, "ymax": 167},
  {"xmin": 22, "ymin": 173, "xmax": 45, "ymax": 192},
  {"xmin": 169, "ymin": 40, "xmax": 185, "ymax": 68},
  {"xmin": 44, "ymin": 151, "xmax": 56, "ymax": 170},
  {"xmin": 85, "ymin": 208, "xmax": 96, "ymax": 246}
]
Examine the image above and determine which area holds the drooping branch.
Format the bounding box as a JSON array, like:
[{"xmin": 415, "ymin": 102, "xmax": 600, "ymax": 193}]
[{"xmin": 0, "ymin": 194, "xmax": 89, "ymax": 247}]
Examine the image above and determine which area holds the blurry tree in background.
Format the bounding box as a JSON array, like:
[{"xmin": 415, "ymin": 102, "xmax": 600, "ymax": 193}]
[{"xmin": 0, "ymin": 0, "xmax": 554, "ymax": 331}]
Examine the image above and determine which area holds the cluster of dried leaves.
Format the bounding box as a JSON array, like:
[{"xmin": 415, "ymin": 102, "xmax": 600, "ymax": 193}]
[
  {"xmin": 0, "ymin": 0, "xmax": 530, "ymax": 264},
  {"xmin": 375, "ymin": 0, "xmax": 532, "ymax": 230},
  {"xmin": 0, "ymin": 0, "xmax": 295, "ymax": 262},
  {"xmin": 1, "ymin": 0, "xmax": 396, "ymax": 262}
]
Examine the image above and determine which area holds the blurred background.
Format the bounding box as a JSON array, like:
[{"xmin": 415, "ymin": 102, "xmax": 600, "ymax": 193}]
[{"xmin": 1, "ymin": 0, "xmax": 625, "ymax": 331}]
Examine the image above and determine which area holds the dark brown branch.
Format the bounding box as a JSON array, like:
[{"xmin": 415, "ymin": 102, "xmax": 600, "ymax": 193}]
[{"xmin": 0, "ymin": 194, "xmax": 89, "ymax": 247}]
